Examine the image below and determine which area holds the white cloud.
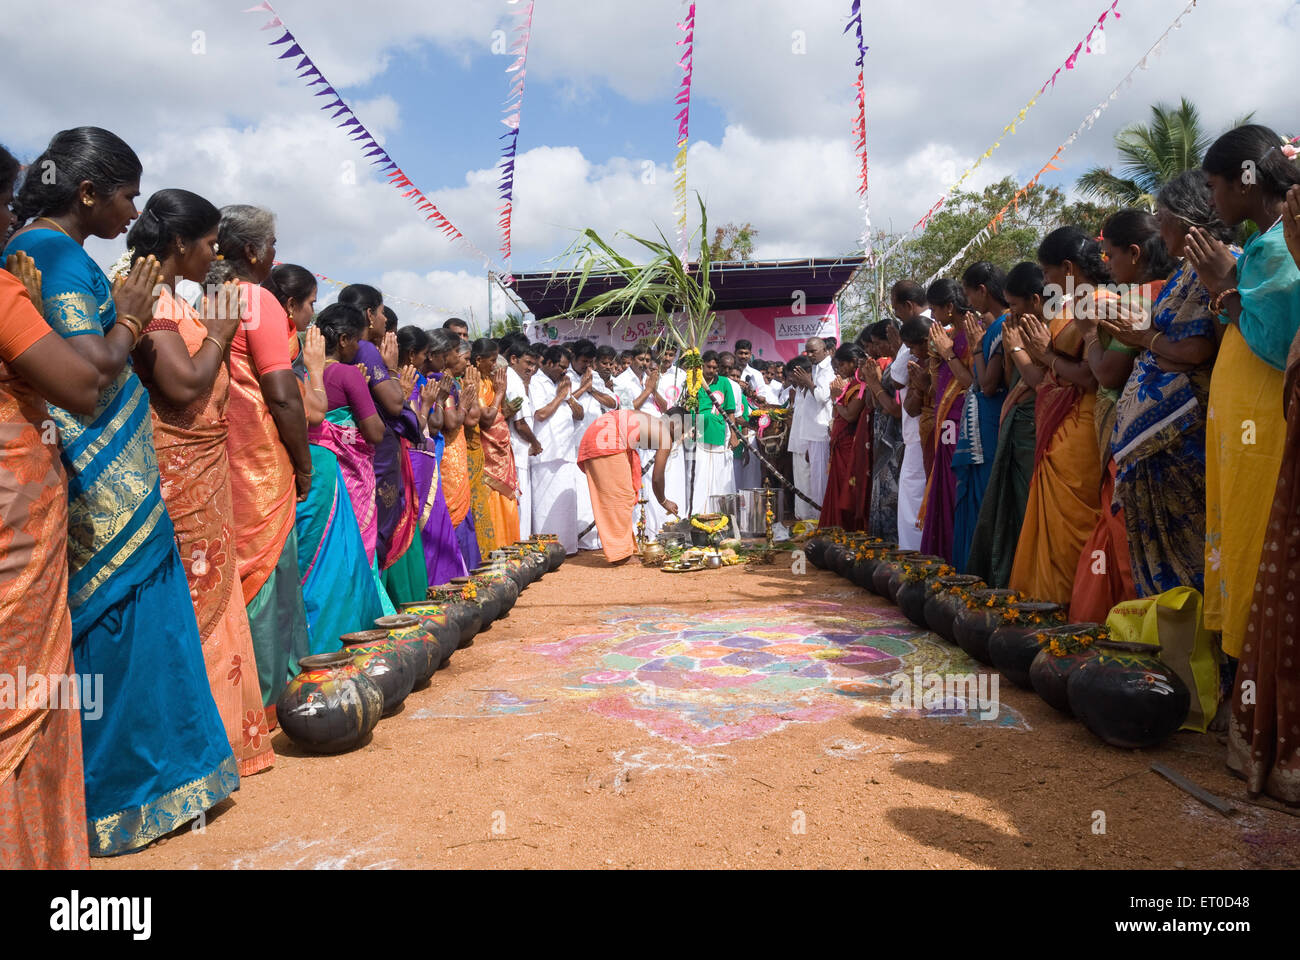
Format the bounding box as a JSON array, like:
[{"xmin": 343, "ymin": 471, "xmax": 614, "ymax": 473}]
[{"xmin": 12, "ymin": 0, "xmax": 1300, "ymax": 319}]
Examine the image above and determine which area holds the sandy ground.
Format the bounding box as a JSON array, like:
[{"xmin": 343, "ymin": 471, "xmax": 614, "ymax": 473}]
[{"xmin": 96, "ymin": 551, "xmax": 1300, "ymax": 870}]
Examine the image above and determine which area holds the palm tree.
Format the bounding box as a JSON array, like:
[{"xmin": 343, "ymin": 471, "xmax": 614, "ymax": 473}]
[
  {"xmin": 556, "ymin": 192, "xmax": 718, "ymax": 406},
  {"xmin": 1076, "ymin": 99, "xmax": 1251, "ymax": 210}
]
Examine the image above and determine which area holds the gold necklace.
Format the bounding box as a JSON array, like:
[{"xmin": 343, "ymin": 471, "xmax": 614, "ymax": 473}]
[{"xmin": 35, "ymin": 217, "xmax": 74, "ymax": 239}]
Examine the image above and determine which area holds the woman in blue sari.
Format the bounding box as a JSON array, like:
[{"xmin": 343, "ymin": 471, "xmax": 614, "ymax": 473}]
[
  {"xmin": 5, "ymin": 127, "xmax": 235, "ymax": 856},
  {"xmin": 1107, "ymin": 173, "xmax": 1230, "ymax": 597},
  {"xmin": 264, "ymin": 265, "xmax": 391, "ymax": 652},
  {"xmin": 953, "ymin": 262, "xmax": 1009, "ymax": 571}
]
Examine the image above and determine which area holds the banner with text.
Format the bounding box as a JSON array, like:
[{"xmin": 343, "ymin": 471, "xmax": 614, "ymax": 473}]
[{"xmin": 528, "ymin": 303, "xmax": 840, "ymax": 362}]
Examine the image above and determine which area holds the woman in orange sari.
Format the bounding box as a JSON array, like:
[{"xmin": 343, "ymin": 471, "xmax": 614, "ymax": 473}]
[
  {"xmin": 470, "ymin": 338, "xmax": 520, "ymax": 549},
  {"xmin": 1005, "ymin": 227, "xmax": 1108, "ymax": 605},
  {"xmin": 0, "ymin": 233, "xmax": 106, "ymax": 868},
  {"xmin": 125, "ymin": 190, "xmax": 274, "ymax": 776},
  {"xmin": 1065, "ymin": 211, "xmax": 1172, "ymax": 621},
  {"xmin": 213, "ymin": 204, "xmax": 312, "ymax": 714},
  {"xmin": 433, "ymin": 333, "xmax": 482, "ymax": 570}
]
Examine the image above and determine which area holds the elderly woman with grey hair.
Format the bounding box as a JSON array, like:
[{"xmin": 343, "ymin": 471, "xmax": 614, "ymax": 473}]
[{"xmin": 213, "ymin": 203, "xmax": 312, "ymax": 718}]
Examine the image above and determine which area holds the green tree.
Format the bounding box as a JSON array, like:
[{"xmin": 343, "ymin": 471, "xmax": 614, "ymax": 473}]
[
  {"xmin": 840, "ymin": 177, "xmax": 1122, "ymax": 336},
  {"xmin": 1076, "ymin": 98, "xmax": 1252, "ymax": 210},
  {"xmin": 709, "ymin": 222, "xmax": 758, "ymax": 261},
  {"xmin": 488, "ymin": 311, "xmax": 524, "ymax": 338}
]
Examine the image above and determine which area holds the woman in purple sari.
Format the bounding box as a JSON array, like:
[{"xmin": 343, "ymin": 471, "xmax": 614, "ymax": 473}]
[
  {"xmin": 400, "ymin": 326, "xmax": 466, "ymax": 586},
  {"xmin": 919, "ymin": 279, "xmax": 972, "ymax": 564}
]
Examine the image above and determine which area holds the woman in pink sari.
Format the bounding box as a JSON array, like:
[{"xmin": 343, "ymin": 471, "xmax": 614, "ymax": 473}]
[
  {"xmin": 920, "ymin": 279, "xmax": 972, "ymax": 564},
  {"xmin": 308, "ymin": 304, "xmax": 386, "ymax": 565}
]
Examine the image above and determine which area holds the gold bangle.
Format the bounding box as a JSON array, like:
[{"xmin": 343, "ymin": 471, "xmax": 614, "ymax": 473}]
[
  {"xmin": 202, "ymin": 335, "xmax": 225, "ymax": 352},
  {"xmin": 1149, "ymin": 331, "xmax": 1162, "ymax": 352}
]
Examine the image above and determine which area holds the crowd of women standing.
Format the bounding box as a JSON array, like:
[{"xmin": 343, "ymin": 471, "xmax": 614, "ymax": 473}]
[
  {"xmin": 817, "ymin": 123, "xmax": 1300, "ymax": 808},
  {"xmin": 0, "ymin": 127, "xmax": 533, "ymax": 866}
]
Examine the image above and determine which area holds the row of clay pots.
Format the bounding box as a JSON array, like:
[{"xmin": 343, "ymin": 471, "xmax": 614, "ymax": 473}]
[
  {"xmin": 805, "ymin": 530, "xmax": 1191, "ymax": 749},
  {"xmin": 275, "ymin": 535, "xmax": 567, "ymax": 754}
]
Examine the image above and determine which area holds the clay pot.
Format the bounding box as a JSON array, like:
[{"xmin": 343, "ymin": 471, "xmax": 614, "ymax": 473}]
[
  {"xmin": 450, "ymin": 576, "xmax": 500, "ymax": 626},
  {"xmin": 1028, "ymin": 624, "xmax": 1105, "ymax": 714},
  {"xmin": 988, "ymin": 602, "xmax": 1068, "ymax": 689},
  {"xmin": 924, "ymin": 575, "xmax": 986, "ymax": 643},
  {"xmin": 853, "ymin": 543, "xmax": 896, "ymax": 591},
  {"xmin": 341, "ymin": 630, "xmax": 415, "ymax": 716},
  {"xmin": 871, "ymin": 550, "xmax": 919, "ymax": 598},
  {"xmin": 1067, "ymin": 641, "xmax": 1191, "ymax": 749},
  {"xmin": 952, "ymin": 589, "xmax": 1020, "ymax": 664},
  {"xmin": 471, "ymin": 567, "xmax": 520, "ymax": 615},
  {"xmin": 888, "ymin": 555, "xmax": 946, "ymax": 605},
  {"xmin": 512, "ymin": 541, "xmax": 548, "ymax": 579},
  {"xmin": 529, "ymin": 535, "xmax": 565, "ymax": 570},
  {"xmin": 427, "ymin": 586, "xmax": 484, "ymax": 644},
  {"xmin": 488, "ymin": 550, "xmax": 530, "ymax": 591},
  {"xmin": 397, "ymin": 602, "xmax": 461, "ymax": 667},
  {"xmin": 805, "ymin": 534, "xmax": 832, "ymax": 569},
  {"xmin": 514, "ymin": 543, "xmax": 550, "ymax": 583},
  {"xmin": 276, "ymin": 650, "xmax": 383, "ymax": 754},
  {"xmin": 375, "ymin": 614, "xmax": 440, "ymax": 689}
]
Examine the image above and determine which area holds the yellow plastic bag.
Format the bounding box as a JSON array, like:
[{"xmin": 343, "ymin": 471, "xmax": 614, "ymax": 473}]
[{"xmin": 1104, "ymin": 587, "xmax": 1221, "ymax": 733}]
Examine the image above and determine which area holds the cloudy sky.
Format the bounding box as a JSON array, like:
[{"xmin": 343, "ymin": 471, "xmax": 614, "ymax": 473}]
[{"xmin": 4, "ymin": 0, "xmax": 1297, "ymax": 330}]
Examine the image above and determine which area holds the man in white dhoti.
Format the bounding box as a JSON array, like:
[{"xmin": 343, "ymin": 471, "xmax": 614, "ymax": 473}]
[
  {"xmin": 787, "ymin": 337, "xmax": 833, "ymax": 520},
  {"xmin": 612, "ymin": 344, "xmax": 670, "ymax": 538},
  {"xmin": 569, "ymin": 339, "xmax": 618, "ymax": 550},
  {"xmin": 655, "ymin": 346, "xmax": 689, "ymax": 518},
  {"xmin": 890, "ymin": 283, "xmax": 932, "ymax": 550},
  {"xmin": 529, "ymin": 345, "xmax": 585, "ymax": 554},
  {"xmin": 685, "ymin": 351, "xmax": 738, "ymax": 516},
  {"xmin": 505, "ymin": 339, "xmax": 542, "ymax": 540}
]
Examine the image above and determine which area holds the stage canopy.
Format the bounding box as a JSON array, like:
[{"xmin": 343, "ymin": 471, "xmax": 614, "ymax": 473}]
[{"xmin": 510, "ymin": 256, "xmax": 867, "ymax": 320}]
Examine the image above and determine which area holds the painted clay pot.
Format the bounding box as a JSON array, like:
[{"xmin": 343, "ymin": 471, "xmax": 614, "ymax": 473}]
[
  {"xmin": 341, "ymin": 630, "xmax": 415, "ymax": 716},
  {"xmin": 823, "ymin": 541, "xmax": 847, "ymax": 575},
  {"xmin": 276, "ymin": 650, "xmax": 383, "ymax": 754},
  {"xmin": 450, "ymin": 576, "xmax": 501, "ymax": 625},
  {"xmin": 471, "ymin": 566, "xmax": 520, "ymax": 614},
  {"xmin": 1028, "ymin": 624, "xmax": 1105, "ymax": 714},
  {"xmin": 376, "ymin": 614, "xmax": 440, "ymax": 689},
  {"xmin": 988, "ymin": 602, "xmax": 1068, "ymax": 689},
  {"xmin": 952, "ymin": 589, "xmax": 1020, "ymax": 665},
  {"xmin": 397, "ymin": 602, "xmax": 462, "ymax": 667},
  {"xmin": 488, "ymin": 550, "xmax": 529, "ymax": 591},
  {"xmin": 427, "ymin": 586, "xmax": 484, "ymax": 644},
  {"xmin": 529, "ymin": 535, "xmax": 565, "ymax": 570},
  {"xmin": 504, "ymin": 547, "xmax": 542, "ymax": 588},
  {"xmin": 924, "ymin": 575, "xmax": 986, "ymax": 643},
  {"xmin": 513, "ymin": 541, "xmax": 548, "ymax": 579},
  {"xmin": 1067, "ymin": 641, "xmax": 1191, "ymax": 749}
]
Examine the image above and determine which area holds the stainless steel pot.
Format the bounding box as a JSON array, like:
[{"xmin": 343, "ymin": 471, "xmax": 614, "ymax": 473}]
[{"xmin": 736, "ymin": 488, "xmax": 783, "ymax": 538}]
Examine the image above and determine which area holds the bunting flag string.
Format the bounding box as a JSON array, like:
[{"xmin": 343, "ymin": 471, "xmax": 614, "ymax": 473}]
[
  {"xmin": 497, "ymin": 0, "xmax": 534, "ymax": 266},
  {"xmin": 876, "ymin": 0, "xmax": 1123, "ymax": 265},
  {"xmin": 843, "ymin": 0, "xmax": 871, "ymax": 261},
  {"xmin": 923, "ymin": 0, "xmax": 1199, "ymax": 286},
  {"xmin": 241, "ymin": 2, "xmax": 509, "ymax": 283},
  {"xmin": 671, "ymin": 1, "xmax": 696, "ymax": 261}
]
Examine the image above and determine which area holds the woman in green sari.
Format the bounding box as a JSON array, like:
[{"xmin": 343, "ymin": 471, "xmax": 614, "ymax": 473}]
[{"xmin": 965, "ymin": 262, "xmax": 1041, "ymax": 587}]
